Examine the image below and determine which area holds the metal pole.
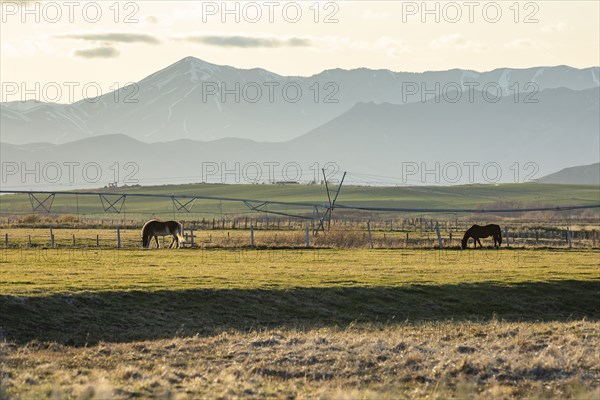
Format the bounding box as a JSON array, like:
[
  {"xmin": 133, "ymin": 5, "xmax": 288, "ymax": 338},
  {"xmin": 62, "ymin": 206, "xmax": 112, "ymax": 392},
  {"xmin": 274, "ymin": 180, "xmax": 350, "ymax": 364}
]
[
  {"xmin": 50, "ymin": 226, "xmax": 54, "ymax": 248},
  {"xmin": 316, "ymin": 171, "xmax": 347, "ymax": 234},
  {"xmin": 367, "ymin": 221, "xmax": 374, "ymax": 249},
  {"xmin": 505, "ymin": 227, "xmax": 510, "ymax": 248},
  {"xmin": 117, "ymin": 227, "xmax": 121, "ymax": 249}
]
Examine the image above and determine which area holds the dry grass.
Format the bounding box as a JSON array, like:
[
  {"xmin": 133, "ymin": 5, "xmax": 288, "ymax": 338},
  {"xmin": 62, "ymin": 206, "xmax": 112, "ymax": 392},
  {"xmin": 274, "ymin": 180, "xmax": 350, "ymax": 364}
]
[
  {"xmin": 1, "ymin": 246, "xmax": 598, "ymax": 398},
  {"xmin": 1, "ymin": 226, "xmax": 598, "ymax": 249},
  {"xmin": 1, "ymin": 321, "xmax": 599, "ymax": 399}
]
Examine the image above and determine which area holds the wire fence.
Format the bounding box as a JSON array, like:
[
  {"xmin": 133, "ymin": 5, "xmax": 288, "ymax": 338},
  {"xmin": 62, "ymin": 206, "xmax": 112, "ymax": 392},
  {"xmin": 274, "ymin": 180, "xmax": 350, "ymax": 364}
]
[{"xmin": 2, "ymin": 219, "xmax": 598, "ymax": 250}]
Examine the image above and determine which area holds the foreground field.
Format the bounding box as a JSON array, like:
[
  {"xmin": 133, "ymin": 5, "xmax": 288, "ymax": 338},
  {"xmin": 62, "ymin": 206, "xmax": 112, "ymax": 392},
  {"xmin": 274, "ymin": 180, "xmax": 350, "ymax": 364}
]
[
  {"xmin": 2, "ymin": 321, "xmax": 599, "ymax": 399},
  {"xmin": 1, "ymin": 248, "xmax": 599, "ymax": 398}
]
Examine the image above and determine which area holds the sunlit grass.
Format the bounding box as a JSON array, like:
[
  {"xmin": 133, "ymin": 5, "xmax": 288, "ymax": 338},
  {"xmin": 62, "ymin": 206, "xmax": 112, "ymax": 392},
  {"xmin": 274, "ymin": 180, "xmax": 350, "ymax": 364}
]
[{"xmin": 1, "ymin": 248, "xmax": 598, "ymax": 295}]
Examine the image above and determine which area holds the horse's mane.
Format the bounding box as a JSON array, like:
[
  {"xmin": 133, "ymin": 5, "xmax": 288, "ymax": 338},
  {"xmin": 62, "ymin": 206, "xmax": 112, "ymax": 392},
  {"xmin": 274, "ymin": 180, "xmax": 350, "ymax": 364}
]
[{"xmin": 141, "ymin": 219, "xmax": 158, "ymax": 236}]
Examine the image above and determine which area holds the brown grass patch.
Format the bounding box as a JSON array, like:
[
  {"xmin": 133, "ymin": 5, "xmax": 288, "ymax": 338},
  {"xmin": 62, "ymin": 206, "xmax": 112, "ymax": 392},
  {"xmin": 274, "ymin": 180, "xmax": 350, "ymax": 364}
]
[{"xmin": 1, "ymin": 321, "xmax": 599, "ymax": 399}]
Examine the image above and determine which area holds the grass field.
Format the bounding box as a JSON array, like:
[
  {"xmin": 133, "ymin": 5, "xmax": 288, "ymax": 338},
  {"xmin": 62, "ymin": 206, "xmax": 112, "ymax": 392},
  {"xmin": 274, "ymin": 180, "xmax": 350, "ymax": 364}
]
[
  {"xmin": 1, "ymin": 182, "xmax": 599, "ymax": 219},
  {"xmin": 1, "ymin": 248, "xmax": 599, "ymax": 398}
]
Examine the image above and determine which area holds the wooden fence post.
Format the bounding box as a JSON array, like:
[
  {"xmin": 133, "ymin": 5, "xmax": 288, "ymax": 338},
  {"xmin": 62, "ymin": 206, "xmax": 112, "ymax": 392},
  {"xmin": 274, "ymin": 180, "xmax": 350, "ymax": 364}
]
[
  {"xmin": 117, "ymin": 227, "xmax": 121, "ymax": 249},
  {"xmin": 4, "ymin": 233, "xmax": 7, "ymax": 248},
  {"xmin": 250, "ymin": 225, "xmax": 255, "ymax": 248},
  {"xmin": 367, "ymin": 221, "xmax": 374, "ymax": 249},
  {"xmin": 435, "ymin": 222, "xmax": 443, "ymax": 249},
  {"xmin": 305, "ymin": 226, "xmax": 310, "ymax": 248},
  {"xmin": 50, "ymin": 226, "xmax": 54, "ymax": 248}
]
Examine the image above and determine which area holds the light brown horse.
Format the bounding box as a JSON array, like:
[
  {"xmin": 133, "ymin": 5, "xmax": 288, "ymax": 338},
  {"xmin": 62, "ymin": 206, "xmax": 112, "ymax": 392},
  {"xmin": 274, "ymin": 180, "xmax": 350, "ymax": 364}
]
[{"xmin": 141, "ymin": 220, "xmax": 184, "ymax": 249}]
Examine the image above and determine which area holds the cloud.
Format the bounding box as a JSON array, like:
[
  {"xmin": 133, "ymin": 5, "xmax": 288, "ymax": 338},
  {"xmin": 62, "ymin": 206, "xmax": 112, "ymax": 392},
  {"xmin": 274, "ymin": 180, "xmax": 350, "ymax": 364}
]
[
  {"xmin": 504, "ymin": 38, "xmax": 535, "ymax": 48},
  {"xmin": 179, "ymin": 35, "xmax": 311, "ymax": 48},
  {"xmin": 430, "ymin": 33, "xmax": 486, "ymax": 52},
  {"xmin": 73, "ymin": 46, "xmax": 120, "ymax": 59},
  {"xmin": 58, "ymin": 33, "xmax": 160, "ymax": 45},
  {"xmin": 541, "ymin": 22, "xmax": 567, "ymax": 33},
  {"xmin": 0, "ymin": 0, "xmax": 38, "ymax": 4},
  {"xmin": 362, "ymin": 10, "xmax": 389, "ymax": 20},
  {"xmin": 503, "ymin": 38, "xmax": 548, "ymax": 50}
]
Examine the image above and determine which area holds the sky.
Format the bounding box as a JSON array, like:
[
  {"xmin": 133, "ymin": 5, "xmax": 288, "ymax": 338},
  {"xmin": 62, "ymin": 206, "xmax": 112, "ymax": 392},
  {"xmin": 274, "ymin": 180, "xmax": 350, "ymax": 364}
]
[{"xmin": 1, "ymin": 0, "xmax": 599, "ymax": 102}]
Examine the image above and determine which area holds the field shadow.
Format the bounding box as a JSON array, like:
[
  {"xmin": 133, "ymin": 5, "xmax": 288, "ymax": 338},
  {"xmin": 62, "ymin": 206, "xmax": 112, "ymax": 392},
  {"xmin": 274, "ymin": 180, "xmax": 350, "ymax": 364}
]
[{"xmin": 1, "ymin": 280, "xmax": 598, "ymax": 345}]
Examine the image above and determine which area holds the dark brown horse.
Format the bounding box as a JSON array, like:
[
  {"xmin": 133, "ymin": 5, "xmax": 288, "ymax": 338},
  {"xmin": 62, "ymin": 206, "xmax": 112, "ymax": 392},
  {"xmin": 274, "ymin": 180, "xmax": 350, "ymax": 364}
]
[
  {"xmin": 141, "ymin": 220, "xmax": 184, "ymax": 249},
  {"xmin": 462, "ymin": 224, "xmax": 502, "ymax": 249}
]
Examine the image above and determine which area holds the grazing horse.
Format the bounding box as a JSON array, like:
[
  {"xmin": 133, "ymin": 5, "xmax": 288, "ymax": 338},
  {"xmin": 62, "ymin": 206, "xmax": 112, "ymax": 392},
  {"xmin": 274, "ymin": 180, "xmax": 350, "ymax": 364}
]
[
  {"xmin": 462, "ymin": 224, "xmax": 502, "ymax": 249},
  {"xmin": 141, "ymin": 220, "xmax": 184, "ymax": 249}
]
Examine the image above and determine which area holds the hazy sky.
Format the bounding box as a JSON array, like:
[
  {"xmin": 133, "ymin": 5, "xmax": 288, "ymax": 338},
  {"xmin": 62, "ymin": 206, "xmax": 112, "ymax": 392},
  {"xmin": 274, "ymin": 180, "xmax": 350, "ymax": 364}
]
[{"xmin": 1, "ymin": 1, "xmax": 599, "ymax": 102}]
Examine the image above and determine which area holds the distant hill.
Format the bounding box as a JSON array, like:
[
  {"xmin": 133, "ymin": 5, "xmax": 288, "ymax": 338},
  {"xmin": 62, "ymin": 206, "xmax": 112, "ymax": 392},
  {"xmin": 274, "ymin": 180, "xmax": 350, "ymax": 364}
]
[
  {"xmin": 539, "ymin": 163, "xmax": 600, "ymax": 184},
  {"xmin": 1, "ymin": 57, "xmax": 599, "ymax": 144},
  {"xmin": 1, "ymin": 182, "xmax": 599, "ymax": 219},
  {"xmin": 1, "ymin": 85, "xmax": 599, "ymax": 190}
]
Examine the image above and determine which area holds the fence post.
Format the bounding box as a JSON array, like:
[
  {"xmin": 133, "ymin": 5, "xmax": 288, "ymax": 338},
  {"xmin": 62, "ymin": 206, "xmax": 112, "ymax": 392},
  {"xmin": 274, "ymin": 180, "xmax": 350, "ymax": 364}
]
[
  {"xmin": 250, "ymin": 225, "xmax": 255, "ymax": 248},
  {"xmin": 367, "ymin": 221, "xmax": 374, "ymax": 249},
  {"xmin": 117, "ymin": 227, "xmax": 121, "ymax": 249},
  {"xmin": 96, "ymin": 235, "xmax": 99, "ymax": 247},
  {"xmin": 4, "ymin": 233, "xmax": 7, "ymax": 248},
  {"xmin": 50, "ymin": 226, "xmax": 54, "ymax": 248},
  {"xmin": 305, "ymin": 226, "xmax": 310, "ymax": 248},
  {"xmin": 190, "ymin": 228, "xmax": 195, "ymax": 247},
  {"xmin": 504, "ymin": 227, "xmax": 510, "ymax": 248},
  {"xmin": 72, "ymin": 234, "xmax": 75, "ymax": 247},
  {"xmin": 567, "ymin": 228, "xmax": 573, "ymax": 248},
  {"xmin": 435, "ymin": 222, "xmax": 443, "ymax": 249}
]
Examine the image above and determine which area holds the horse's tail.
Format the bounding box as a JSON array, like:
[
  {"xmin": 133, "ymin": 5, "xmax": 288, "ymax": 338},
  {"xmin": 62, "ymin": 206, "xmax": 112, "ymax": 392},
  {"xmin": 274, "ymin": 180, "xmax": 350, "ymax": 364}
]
[
  {"xmin": 176, "ymin": 222, "xmax": 185, "ymax": 243},
  {"xmin": 493, "ymin": 225, "xmax": 501, "ymax": 245}
]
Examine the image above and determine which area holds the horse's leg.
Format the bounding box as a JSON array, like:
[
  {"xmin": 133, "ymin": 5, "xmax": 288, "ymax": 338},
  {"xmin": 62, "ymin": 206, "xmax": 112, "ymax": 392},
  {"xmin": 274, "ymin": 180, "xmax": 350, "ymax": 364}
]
[
  {"xmin": 477, "ymin": 238, "xmax": 482, "ymax": 248},
  {"xmin": 169, "ymin": 235, "xmax": 175, "ymax": 249},
  {"xmin": 155, "ymin": 235, "xmax": 160, "ymax": 248}
]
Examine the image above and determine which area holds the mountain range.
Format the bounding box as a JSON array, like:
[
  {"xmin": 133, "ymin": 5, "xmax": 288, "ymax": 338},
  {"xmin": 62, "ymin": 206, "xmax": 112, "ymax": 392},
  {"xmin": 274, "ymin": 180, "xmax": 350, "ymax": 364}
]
[
  {"xmin": 538, "ymin": 163, "xmax": 600, "ymax": 185},
  {"xmin": 2, "ymin": 57, "xmax": 599, "ymax": 144},
  {"xmin": 1, "ymin": 57, "xmax": 599, "ymax": 188}
]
